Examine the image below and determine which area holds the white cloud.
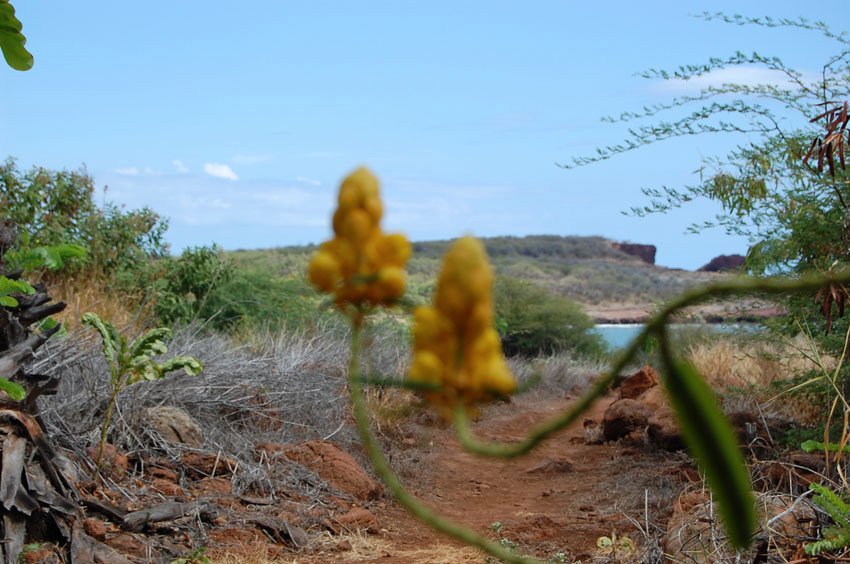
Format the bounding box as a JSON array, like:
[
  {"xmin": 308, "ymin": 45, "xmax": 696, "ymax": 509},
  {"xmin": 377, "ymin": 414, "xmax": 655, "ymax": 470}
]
[
  {"xmin": 172, "ymin": 160, "xmax": 189, "ymax": 173},
  {"xmin": 113, "ymin": 167, "xmax": 140, "ymax": 176},
  {"xmin": 296, "ymin": 176, "xmax": 321, "ymax": 187},
  {"xmin": 204, "ymin": 163, "xmax": 239, "ymax": 181},
  {"xmin": 655, "ymin": 66, "xmax": 820, "ymax": 94},
  {"xmin": 231, "ymin": 154, "xmax": 272, "ymax": 165}
]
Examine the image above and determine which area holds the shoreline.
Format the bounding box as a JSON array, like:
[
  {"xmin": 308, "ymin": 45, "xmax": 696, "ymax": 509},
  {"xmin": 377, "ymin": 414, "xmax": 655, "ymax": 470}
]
[{"xmin": 585, "ymin": 302, "xmax": 784, "ymax": 325}]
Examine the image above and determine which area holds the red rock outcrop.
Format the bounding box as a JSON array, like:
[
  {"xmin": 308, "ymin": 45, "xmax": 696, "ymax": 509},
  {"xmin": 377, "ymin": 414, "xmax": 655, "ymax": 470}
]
[
  {"xmin": 257, "ymin": 440, "xmax": 382, "ymax": 501},
  {"xmin": 611, "ymin": 242, "xmax": 656, "ymax": 264},
  {"xmin": 699, "ymin": 254, "xmax": 745, "ymax": 272}
]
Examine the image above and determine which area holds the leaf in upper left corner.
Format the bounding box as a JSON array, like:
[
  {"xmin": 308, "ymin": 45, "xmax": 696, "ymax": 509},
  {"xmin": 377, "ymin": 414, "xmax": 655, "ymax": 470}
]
[{"xmin": 0, "ymin": 1, "xmax": 32, "ymax": 70}]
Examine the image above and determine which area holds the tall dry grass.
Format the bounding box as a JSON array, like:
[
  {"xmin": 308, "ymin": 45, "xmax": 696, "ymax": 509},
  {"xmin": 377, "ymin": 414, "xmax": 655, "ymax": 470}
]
[
  {"xmin": 685, "ymin": 332, "xmax": 833, "ymax": 424},
  {"xmin": 46, "ymin": 272, "xmax": 152, "ymax": 333}
]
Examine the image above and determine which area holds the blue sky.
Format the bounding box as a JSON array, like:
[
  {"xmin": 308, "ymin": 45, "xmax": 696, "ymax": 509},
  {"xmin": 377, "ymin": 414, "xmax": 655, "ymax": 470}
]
[{"xmin": 1, "ymin": 2, "xmax": 844, "ymax": 269}]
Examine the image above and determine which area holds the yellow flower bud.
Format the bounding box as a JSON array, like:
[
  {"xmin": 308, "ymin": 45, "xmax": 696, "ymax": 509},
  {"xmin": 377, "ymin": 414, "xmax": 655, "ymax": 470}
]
[
  {"xmin": 406, "ymin": 236, "xmax": 516, "ymax": 408},
  {"xmin": 377, "ymin": 266, "xmax": 405, "ymax": 300},
  {"xmin": 380, "ymin": 233, "xmax": 411, "ymax": 266},
  {"xmin": 308, "ymin": 251, "xmax": 341, "ymax": 292},
  {"xmin": 342, "ymin": 209, "xmax": 373, "ymax": 246},
  {"xmin": 308, "ymin": 167, "xmax": 410, "ymax": 310},
  {"xmin": 408, "ymin": 351, "xmax": 443, "ymax": 385},
  {"xmin": 363, "ymin": 195, "xmax": 383, "ymax": 223}
]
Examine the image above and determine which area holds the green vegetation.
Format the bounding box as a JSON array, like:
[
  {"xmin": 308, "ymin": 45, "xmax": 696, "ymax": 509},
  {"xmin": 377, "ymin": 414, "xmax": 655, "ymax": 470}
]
[
  {"xmin": 0, "ymin": 0, "xmax": 31, "ymax": 71},
  {"xmin": 0, "ymin": 158, "xmax": 168, "ymax": 280},
  {"xmin": 493, "ymin": 275, "xmax": 606, "ymax": 358},
  {"xmin": 806, "ymin": 483, "xmax": 850, "ymax": 555},
  {"xmin": 82, "ymin": 312, "xmax": 203, "ymax": 469}
]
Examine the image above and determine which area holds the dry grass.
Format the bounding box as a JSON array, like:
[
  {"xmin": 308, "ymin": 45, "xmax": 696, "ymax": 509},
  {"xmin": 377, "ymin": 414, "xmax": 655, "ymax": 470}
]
[
  {"xmin": 208, "ymin": 531, "xmax": 486, "ymax": 563},
  {"xmin": 686, "ymin": 334, "xmax": 828, "ymax": 391},
  {"xmin": 47, "ymin": 272, "xmax": 152, "ymax": 333},
  {"xmin": 684, "ymin": 332, "xmax": 835, "ymax": 424}
]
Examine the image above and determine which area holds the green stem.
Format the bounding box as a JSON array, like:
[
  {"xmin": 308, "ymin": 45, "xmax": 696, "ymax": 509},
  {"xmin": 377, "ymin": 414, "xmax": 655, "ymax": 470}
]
[
  {"xmin": 454, "ymin": 269, "xmax": 850, "ymax": 457},
  {"xmin": 96, "ymin": 377, "xmax": 121, "ymax": 471},
  {"xmin": 347, "ymin": 322, "xmax": 542, "ymax": 564}
]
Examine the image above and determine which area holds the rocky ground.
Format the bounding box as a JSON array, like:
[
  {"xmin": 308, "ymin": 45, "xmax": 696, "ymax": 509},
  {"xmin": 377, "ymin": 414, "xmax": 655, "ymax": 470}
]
[{"xmin": 21, "ymin": 367, "xmax": 828, "ymax": 563}]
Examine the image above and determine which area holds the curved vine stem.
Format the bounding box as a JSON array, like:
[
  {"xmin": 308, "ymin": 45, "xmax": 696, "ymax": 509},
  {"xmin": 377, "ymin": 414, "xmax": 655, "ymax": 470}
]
[
  {"xmin": 454, "ymin": 269, "xmax": 850, "ymax": 457},
  {"xmin": 347, "ymin": 320, "xmax": 543, "ymax": 564}
]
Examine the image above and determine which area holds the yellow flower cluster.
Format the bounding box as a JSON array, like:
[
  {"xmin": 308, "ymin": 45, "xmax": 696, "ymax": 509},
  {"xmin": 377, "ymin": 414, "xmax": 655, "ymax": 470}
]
[
  {"xmin": 308, "ymin": 167, "xmax": 411, "ymax": 309},
  {"xmin": 407, "ymin": 236, "xmax": 516, "ymax": 406}
]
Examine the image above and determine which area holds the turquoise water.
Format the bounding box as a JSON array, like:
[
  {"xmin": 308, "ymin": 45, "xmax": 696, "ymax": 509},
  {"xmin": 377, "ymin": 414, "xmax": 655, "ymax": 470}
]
[{"xmin": 592, "ymin": 323, "xmax": 758, "ymax": 351}]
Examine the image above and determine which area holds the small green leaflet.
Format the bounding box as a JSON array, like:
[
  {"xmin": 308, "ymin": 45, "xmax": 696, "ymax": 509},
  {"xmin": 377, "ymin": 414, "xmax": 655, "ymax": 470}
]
[
  {"xmin": 661, "ymin": 351, "xmax": 755, "ymax": 548},
  {"xmin": 38, "ymin": 316, "xmax": 67, "ymax": 338},
  {"xmin": 81, "ymin": 312, "xmax": 119, "ymax": 367},
  {"xmin": 0, "ymin": 276, "xmax": 35, "ymax": 308},
  {"xmin": 158, "ymin": 356, "xmax": 203, "ymax": 377},
  {"xmin": 0, "ymin": 377, "xmax": 25, "ymax": 401},
  {"xmin": 0, "ymin": 1, "xmax": 32, "ymax": 71},
  {"xmin": 7, "ymin": 244, "xmax": 87, "ymax": 272},
  {"xmin": 801, "ymin": 439, "xmax": 850, "ymax": 454}
]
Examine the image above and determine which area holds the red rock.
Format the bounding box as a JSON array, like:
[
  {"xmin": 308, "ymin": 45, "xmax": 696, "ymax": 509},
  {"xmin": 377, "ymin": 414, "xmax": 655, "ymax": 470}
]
[
  {"xmin": 647, "ymin": 410, "xmax": 684, "ymax": 451},
  {"xmin": 86, "ymin": 443, "xmax": 129, "ymax": 478},
  {"xmin": 83, "ymin": 517, "xmax": 109, "ymax": 541},
  {"xmin": 182, "ymin": 451, "xmax": 237, "ymax": 478},
  {"xmin": 151, "ymin": 478, "xmax": 184, "ymax": 497},
  {"xmin": 611, "ymin": 242, "xmax": 656, "ymax": 264},
  {"xmin": 208, "ymin": 527, "xmax": 264, "ymax": 545},
  {"xmin": 602, "ymin": 399, "xmax": 651, "ymax": 441},
  {"xmin": 334, "ymin": 507, "xmax": 379, "ymax": 533},
  {"xmin": 699, "ymin": 254, "xmax": 745, "ymax": 272},
  {"xmin": 277, "ymin": 440, "xmax": 382, "ymax": 501},
  {"xmin": 104, "ymin": 532, "xmax": 147, "ymax": 558},
  {"xmin": 146, "ymin": 466, "xmax": 178, "ymax": 482},
  {"xmin": 636, "ymin": 385, "xmax": 667, "ymax": 411},
  {"xmin": 194, "ymin": 476, "xmax": 232, "ymax": 496},
  {"xmin": 619, "ymin": 366, "xmax": 659, "ymax": 399},
  {"xmin": 20, "ymin": 545, "xmax": 61, "ymax": 564}
]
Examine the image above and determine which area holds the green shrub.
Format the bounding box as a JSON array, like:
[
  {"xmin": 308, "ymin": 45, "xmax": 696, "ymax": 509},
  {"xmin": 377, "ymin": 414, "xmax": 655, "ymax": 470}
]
[
  {"xmin": 0, "ymin": 158, "xmax": 168, "ymax": 278},
  {"xmin": 154, "ymin": 245, "xmax": 233, "ymax": 327},
  {"xmin": 154, "ymin": 245, "xmax": 322, "ymax": 332},
  {"xmin": 493, "ymin": 275, "xmax": 606, "ymax": 358},
  {"xmin": 201, "ymin": 268, "xmax": 320, "ymax": 332}
]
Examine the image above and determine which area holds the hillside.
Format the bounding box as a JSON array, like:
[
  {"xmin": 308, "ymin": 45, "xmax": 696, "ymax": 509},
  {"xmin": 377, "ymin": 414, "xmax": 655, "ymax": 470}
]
[{"xmin": 229, "ymin": 235, "xmax": 769, "ymax": 323}]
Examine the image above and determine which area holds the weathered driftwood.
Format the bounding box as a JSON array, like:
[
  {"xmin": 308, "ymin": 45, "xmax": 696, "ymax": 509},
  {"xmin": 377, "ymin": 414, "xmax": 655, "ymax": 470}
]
[
  {"xmin": 122, "ymin": 500, "xmax": 216, "ymax": 532},
  {"xmin": 245, "ymin": 514, "xmax": 309, "ymax": 547}
]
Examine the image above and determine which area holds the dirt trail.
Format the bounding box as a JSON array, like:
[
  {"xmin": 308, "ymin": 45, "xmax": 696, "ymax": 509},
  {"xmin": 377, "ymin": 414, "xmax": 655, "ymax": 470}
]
[{"xmin": 339, "ymin": 394, "xmax": 687, "ymax": 563}]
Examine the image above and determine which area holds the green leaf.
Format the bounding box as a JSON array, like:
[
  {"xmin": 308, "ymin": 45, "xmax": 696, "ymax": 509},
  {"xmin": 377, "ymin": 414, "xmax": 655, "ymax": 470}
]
[
  {"xmin": 801, "ymin": 439, "xmax": 850, "ymax": 454},
  {"xmin": 0, "ymin": 276, "xmax": 35, "ymax": 296},
  {"xmin": 158, "ymin": 356, "xmax": 203, "ymax": 377},
  {"xmin": 6, "ymin": 244, "xmax": 87, "ymax": 272},
  {"xmin": 660, "ymin": 352, "xmax": 755, "ymax": 548},
  {"xmin": 0, "ymin": 377, "xmax": 25, "ymax": 401},
  {"xmin": 128, "ymin": 327, "xmax": 171, "ymax": 360},
  {"xmin": 0, "ymin": 295, "xmax": 17, "ymax": 307},
  {"xmin": 0, "ymin": 1, "xmax": 32, "ymax": 70},
  {"xmin": 37, "ymin": 316, "xmax": 67, "ymax": 338},
  {"xmin": 81, "ymin": 312, "xmax": 118, "ymax": 366}
]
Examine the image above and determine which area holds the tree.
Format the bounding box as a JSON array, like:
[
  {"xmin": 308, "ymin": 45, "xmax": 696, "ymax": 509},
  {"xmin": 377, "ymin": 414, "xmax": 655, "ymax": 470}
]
[
  {"xmin": 563, "ymin": 13, "xmax": 850, "ymax": 280},
  {"xmin": 493, "ymin": 275, "xmax": 606, "ymax": 358}
]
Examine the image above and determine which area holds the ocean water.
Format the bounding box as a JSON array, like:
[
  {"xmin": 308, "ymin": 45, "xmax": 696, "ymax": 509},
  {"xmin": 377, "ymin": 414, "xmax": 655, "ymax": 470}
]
[{"xmin": 592, "ymin": 323, "xmax": 758, "ymax": 351}]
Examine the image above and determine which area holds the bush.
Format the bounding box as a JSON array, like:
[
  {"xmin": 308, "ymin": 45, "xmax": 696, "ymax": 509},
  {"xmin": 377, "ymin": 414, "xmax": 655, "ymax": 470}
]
[
  {"xmin": 154, "ymin": 245, "xmax": 322, "ymax": 332},
  {"xmin": 0, "ymin": 158, "xmax": 168, "ymax": 278},
  {"xmin": 202, "ymin": 268, "xmax": 320, "ymax": 332},
  {"xmin": 154, "ymin": 245, "xmax": 233, "ymax": 327},
  {"xmin": 493, "ymin": 275, "xmax": 607, "ymax": 358}
]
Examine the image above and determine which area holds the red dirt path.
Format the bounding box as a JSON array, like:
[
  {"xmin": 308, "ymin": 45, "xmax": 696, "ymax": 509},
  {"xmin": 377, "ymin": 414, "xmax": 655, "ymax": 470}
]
[{"xmin": 313, "ymin": 394, "xmax": 688, "ymax": 563}]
